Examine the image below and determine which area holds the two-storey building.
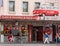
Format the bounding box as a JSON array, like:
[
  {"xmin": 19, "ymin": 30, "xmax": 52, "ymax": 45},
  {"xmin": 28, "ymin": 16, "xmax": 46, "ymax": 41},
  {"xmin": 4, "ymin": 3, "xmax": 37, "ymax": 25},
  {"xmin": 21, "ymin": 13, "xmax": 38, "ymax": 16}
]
[{"xmin": 0, "ymin": 0, "xmax": 60, "ymax": 43}]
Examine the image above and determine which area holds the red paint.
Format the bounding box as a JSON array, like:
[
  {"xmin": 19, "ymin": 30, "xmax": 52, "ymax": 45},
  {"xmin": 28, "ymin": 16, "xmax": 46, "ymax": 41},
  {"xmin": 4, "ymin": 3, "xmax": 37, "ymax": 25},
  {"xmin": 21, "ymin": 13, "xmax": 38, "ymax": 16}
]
[
  {"xmin": 28, "ymin": 25, "xmax": 32, "ymax": 43},
  {"xmin": 33, "ymin": 9, "xmax": 59, "ymax": 16},
  {"xmin": 0, "ymin": 15, "xmax": 40, "ymax": 20},
  {"xmin": 58, "ymin": 27, "xmax": 60, "ymax": 32}
]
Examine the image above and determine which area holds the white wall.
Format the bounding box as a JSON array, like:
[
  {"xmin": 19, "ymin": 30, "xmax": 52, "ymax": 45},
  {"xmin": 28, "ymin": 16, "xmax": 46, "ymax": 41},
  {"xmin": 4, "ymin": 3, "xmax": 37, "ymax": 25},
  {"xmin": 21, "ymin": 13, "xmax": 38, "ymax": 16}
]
[
  {"xmin": 0, "ymin": 0, "xmax": 44, "ymax": 16},
  {"xmin": 0, "ymin": 0, "xmax": 59, "ymax": 16}
]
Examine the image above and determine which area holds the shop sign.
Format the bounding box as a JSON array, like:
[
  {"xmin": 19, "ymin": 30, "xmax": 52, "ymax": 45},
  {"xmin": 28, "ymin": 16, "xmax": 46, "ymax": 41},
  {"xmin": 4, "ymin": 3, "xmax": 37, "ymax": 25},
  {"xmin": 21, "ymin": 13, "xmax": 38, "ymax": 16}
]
[
  {"xmin": 0, "ymin": 15, "xmax": 43, "ymax": 20},
  {"xmin": 33, "ymin": 9, "xmax": 59, "ymax": 16},
  {"xmin": 45, "ymin": 16, "xmax": 60, "ymax": 20}
]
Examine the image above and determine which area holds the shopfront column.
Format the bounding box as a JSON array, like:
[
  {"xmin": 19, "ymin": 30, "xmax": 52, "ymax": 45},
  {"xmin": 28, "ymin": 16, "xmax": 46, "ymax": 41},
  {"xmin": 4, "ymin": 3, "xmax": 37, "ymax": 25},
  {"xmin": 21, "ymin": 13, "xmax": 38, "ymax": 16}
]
[
  {"xmin": 0, "ymin": 22, "xmax": 4, "ymax": 43},
  {"xmin": 28, "ymin": 25, "xmax": 32, "ymax": 43}
]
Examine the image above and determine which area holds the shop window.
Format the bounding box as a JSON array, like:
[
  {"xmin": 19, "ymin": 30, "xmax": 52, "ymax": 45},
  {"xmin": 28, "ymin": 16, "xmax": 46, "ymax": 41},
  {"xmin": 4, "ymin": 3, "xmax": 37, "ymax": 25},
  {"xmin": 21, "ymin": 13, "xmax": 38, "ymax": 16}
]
[
  {"xmin": 35, "ymin": 2, "xmax": 40, "ymax": 9},
  {"xmin": 21, "ymin": 26, "xmax": 27, "ymax": 36},
  {"xmin": 3, "ymin": 24, "xmax": 10, "ymax": 35},
  {"xmin": 9, "ymin": 1, "xmax": 15, "ymax": 12},
  {"xmin": 3, "ymin": 23, "xmax": 20, "ymax": 36},
  {"xmin": 23, "ymin": 2, "xmax": 28, "ymax": 12}
]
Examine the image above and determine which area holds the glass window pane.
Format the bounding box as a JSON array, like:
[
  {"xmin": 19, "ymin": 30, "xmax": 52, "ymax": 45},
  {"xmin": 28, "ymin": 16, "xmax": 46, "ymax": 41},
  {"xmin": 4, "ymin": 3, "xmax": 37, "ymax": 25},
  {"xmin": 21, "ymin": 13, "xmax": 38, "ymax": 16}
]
[
  {"xmin": 9, "ymin": 1, "xmax": 15, "ymax": 11},
  {"xmin": 35, "ymin": 2, "xmax": 40, "ymax": 9},
  {"xmin": 23, "ymin": 2, "xmax": 28, "ymax": 12},
  {"xmin": 50, "ymin": 3, "xmax": 54, "ymax": 6}
]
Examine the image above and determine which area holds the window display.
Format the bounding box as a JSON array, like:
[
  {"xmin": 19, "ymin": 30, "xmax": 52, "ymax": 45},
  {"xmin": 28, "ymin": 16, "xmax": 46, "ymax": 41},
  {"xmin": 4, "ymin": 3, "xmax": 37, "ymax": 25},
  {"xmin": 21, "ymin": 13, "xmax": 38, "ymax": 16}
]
[
  {"xmin": 2, "ymin": 22, "xmax": 28, "ymax": 43},
  {"xmin": 21, "ymin": 26, "xmax": 27, "ymax": 36},
  {"xmin": 3, "ymin": 24, "xmax": 10, "ymax": 35}
]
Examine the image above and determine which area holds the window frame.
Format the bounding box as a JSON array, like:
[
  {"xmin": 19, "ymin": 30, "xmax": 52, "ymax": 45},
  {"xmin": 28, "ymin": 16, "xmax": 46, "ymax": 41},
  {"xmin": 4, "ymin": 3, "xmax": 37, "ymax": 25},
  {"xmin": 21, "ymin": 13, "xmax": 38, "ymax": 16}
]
[
  {"xmin": 34, "ymin": 2, "xmax": 40, "ymax": 9},
  {"xmin": 23, "ymin": 1, "xmax": 28, "ymax": 12},
  {"xmin": 50, "ymin": 3, "xmax": 54, "ymax": 6},
  {"xmin": 9, "ymin": 1, "xmax": 15, "ymax": 12}
]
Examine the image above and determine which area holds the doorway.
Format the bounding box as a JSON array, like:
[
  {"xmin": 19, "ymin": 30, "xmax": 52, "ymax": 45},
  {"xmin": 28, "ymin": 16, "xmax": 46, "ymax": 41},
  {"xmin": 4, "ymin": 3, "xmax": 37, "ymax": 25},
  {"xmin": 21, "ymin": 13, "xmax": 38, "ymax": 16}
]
[
  {"xmin": 52, "ymin": 24, "xmax": 58, "ymax": 42},
  {"xmin": 32, "ymin": 26, "xmax": 43, "ymax": 42}
]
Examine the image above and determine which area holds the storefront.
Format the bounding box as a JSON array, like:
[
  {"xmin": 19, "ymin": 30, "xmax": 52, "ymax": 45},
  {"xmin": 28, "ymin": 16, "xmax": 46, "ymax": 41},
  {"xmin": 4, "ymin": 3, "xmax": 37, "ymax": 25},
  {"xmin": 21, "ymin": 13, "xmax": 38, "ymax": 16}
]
[
  {"xmin": 0, "ymin": 15, "xmax": 44, "ymax": 43},
  {"xmin": 0, "ymin": 15, "xmax": 60, "ymax": 43}
]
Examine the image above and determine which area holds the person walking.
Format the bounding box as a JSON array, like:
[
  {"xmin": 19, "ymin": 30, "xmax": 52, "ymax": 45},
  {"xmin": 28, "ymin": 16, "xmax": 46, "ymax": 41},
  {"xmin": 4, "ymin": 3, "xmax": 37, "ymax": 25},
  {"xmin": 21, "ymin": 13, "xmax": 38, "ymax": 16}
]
[{"xmin": 44, "ymin": 32, "xmax": 49, "ymax": 44}]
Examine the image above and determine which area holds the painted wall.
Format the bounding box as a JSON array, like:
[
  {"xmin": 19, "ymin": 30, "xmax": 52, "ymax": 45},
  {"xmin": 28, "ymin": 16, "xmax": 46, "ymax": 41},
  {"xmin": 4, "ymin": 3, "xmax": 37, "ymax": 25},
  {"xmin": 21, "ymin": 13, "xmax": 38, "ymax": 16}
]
[{"xmin": 0, "ymin": 0, "xmax": 59, "ymax": 16}]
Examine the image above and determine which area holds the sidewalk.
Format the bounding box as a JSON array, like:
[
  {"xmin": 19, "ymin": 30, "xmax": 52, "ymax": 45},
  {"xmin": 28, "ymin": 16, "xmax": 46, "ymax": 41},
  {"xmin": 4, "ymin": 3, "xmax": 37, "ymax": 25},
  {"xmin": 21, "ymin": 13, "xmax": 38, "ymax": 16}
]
[{"xmin": 0, "ymin": 44, "xmax": 59, "ymax": 46}]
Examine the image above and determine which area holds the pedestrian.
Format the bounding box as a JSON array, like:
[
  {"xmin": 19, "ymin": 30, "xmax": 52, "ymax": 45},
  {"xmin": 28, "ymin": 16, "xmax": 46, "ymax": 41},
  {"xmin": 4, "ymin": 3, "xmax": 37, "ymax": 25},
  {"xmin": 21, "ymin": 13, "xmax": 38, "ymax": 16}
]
[{"xmin": 44, "ymin": 32, "xmax": 50, "ymax": 44}]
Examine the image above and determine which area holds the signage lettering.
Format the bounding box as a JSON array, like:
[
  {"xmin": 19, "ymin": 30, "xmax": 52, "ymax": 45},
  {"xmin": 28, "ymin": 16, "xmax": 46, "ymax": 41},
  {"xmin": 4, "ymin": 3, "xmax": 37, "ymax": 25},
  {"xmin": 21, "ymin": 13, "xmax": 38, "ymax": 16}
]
[{"xmin": 0, "ymin": 15, "xmax": 40, "ymax": 20}]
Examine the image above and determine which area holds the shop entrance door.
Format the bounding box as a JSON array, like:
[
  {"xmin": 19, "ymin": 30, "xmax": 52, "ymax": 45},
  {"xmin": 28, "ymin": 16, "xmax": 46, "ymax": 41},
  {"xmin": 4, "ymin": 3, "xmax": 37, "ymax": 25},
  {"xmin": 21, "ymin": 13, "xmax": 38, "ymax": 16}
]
[
  {"xmin": 52, "ymin": 24, "xmax": 58, "ymax": 42},
  {"xmin": 32, "ymin": 26, "xmax": 43, "ymax": 42}
]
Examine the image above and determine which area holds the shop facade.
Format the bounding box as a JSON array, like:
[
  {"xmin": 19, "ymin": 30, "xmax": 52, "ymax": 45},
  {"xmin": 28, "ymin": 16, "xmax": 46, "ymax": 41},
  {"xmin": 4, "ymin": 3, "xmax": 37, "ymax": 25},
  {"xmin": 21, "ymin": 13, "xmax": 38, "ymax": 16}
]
[
  {"xmin": 0, "ymin": 15, "xmax": 60, "ymax": 43},
  {"xmin": 0, "ymin": 15, "xmax": 43, "ymax": 43}
]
